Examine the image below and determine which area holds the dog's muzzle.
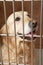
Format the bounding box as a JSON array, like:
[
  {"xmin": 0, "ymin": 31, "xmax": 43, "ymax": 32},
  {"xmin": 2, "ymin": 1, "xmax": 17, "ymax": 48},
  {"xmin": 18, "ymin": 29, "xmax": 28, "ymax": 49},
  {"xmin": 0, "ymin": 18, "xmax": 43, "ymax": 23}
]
[
  {"xmin": 17, "ymin": 30, "xmax": 36, "ymax": 41},
  {"xmin": 17, "ymin": 21, "xmax": 37, "ymax": 41}
]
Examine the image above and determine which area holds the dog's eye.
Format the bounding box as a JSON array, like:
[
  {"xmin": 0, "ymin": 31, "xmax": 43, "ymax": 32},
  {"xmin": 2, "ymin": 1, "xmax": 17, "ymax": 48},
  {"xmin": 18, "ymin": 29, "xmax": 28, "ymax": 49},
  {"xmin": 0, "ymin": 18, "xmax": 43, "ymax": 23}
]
[
  {"xmin": 15, "ymin": 17, "xmax": 20, "ymax": 21},
  {"xmin": 27, "ymin": 14, "xmax": 30, "ymax": 17}
]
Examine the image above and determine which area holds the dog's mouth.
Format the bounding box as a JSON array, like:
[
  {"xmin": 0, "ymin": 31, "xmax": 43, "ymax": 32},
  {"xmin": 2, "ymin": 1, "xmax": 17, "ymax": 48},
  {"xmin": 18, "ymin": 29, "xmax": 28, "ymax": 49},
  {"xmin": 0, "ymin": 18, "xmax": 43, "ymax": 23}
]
[{"xmin": 17, "ymin": 30, "xmax": 37, "ymax": 41}]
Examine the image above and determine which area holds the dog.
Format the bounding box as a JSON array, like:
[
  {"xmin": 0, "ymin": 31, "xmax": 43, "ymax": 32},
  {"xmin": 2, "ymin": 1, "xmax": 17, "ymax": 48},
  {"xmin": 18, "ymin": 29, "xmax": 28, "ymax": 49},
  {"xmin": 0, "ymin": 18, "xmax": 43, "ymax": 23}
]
[{"xmin": 0, "ymin": 11, "xmax": 37, "ymax": 65}]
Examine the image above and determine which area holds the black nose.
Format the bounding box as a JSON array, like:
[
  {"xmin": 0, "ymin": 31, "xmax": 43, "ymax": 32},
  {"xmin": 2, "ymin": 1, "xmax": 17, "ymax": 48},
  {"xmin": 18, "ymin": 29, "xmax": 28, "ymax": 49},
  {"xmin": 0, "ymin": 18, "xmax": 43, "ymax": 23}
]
[
  {"xmin": 32, "ymin": 22, "xmax": 37, "ymax": 28},
  {"xmin": 29, "ymin": 21, "xmax": 37, "ymax": 28}
]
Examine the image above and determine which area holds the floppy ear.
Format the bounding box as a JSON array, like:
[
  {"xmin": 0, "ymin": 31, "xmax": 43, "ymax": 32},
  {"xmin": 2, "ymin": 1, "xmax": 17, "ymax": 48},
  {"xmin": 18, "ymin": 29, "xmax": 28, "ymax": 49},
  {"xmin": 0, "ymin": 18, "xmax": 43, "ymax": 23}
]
[
  {"xmin": 0, "ymin": 24, "xmax": 8, "ymax": 47},
  {"xmin": 27, "ymin": 14, "xmax": 31, "ymax": 17},
  {"xmin": 0, "ymin": 23, "xmax": 17, "ymax": 48},
  {"xmin": 0, "ymin": 24, "xmax": 7, "ymax": 34}
]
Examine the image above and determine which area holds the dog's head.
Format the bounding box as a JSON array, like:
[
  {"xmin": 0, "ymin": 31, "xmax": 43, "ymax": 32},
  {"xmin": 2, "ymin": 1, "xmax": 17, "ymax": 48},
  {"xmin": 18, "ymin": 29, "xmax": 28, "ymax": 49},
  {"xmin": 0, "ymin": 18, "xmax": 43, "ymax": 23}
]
[
  {"xmin": 1, "ymin": 11, "xmax": 38, "ymax": 42},
  {"xmin": 11, "ymin": 11, "xmax": 37, "ymax": 41}
]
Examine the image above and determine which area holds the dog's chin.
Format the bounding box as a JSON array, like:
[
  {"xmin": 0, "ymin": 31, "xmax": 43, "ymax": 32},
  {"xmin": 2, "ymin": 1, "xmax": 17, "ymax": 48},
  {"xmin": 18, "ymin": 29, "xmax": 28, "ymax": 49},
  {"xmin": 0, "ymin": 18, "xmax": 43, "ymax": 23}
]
[{"xmin": 17, "ymin": 30, "xmax": 37, "ymax": 42}]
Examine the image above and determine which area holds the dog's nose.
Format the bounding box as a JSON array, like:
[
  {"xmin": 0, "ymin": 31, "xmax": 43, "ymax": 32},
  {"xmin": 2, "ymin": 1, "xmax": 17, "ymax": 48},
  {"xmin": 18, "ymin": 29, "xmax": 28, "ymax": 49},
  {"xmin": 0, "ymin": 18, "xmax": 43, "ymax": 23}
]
[
  {"xmin": 32, "ymin": 22, "xmax": 37, "ymax": 28},
  {"xmin": 29, "ymin": 21, "xmax": 37, "ymax": 28}
]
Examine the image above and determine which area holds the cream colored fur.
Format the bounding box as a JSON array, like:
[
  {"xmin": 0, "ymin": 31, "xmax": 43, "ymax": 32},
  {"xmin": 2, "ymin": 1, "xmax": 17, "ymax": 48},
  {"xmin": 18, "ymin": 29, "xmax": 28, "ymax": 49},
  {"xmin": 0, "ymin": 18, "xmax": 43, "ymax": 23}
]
[{"xmin": 0, "ymin": 11, "xmax": 37, "ymax": 65}]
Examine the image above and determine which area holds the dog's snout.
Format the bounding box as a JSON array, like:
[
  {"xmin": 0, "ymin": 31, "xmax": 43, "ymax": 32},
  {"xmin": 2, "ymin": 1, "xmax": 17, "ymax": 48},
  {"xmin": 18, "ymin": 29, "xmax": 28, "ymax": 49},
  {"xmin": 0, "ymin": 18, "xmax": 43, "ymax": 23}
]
[
  {"xmin": 29, "ymin": 21, "xmax": 37, "ymax": 28},
  {"xmin": 32, "ymin": 22, "xmax": 37, "ymax": 28}
]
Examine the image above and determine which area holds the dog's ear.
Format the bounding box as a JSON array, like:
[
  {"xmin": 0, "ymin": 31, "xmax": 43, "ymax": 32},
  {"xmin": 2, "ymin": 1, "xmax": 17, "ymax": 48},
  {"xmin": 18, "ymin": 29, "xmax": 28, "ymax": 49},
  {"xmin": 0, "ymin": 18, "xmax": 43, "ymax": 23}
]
[
  {"xmin": 27, "ymin": 14, "xmax": 31, "ymax": 18},
  {"xmin": 0, "ymin": 25, "xmax": 7, "ymax": 34},
  {"xmin": 0, "ymin": 24, "xmax": 7, "ymax": 46}
]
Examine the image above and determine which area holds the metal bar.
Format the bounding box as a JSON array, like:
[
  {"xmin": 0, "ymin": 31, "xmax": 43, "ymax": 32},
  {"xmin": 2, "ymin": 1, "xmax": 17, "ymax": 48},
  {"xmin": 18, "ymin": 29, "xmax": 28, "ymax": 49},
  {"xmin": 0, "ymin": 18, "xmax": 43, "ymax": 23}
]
[
  {"xmin": 0, "ymin": 62, "xmax": 29, "ymax": 65},
  {"xmin": 0, "ymin": 40, "xmax": 3, "ymax": 65},
  {"xmin": 3, "ymin": 0, "xmax": 10, "ymax": 65},
  {"xmin": 31, "ymin": 0, "xmax": 34, "ymax": 65},
  {"xmin": 39, "ymin": 0, "xmax": 42, "ymax": 65},
  {"xmin": 0, "ymin": 34, "xmax": 43, "ymax": 38},
  {"xmin": 12, "ymin": 0, "xmax": 17, "ymax": 65},
  {"xmin": 22, "ymin": 0, "xmax": 25, "ymax": 65},
  {"xmin": 0, "ymin": 62, "xmax": 16, "ymax": 65}
]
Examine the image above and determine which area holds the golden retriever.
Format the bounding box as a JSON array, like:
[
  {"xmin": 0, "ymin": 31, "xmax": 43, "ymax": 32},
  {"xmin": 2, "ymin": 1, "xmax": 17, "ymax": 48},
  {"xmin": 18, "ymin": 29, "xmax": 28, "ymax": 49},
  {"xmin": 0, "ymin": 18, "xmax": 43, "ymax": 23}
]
[{"xmin": 0, "ymin": 11, "xmax": 37, "ymax": 65}]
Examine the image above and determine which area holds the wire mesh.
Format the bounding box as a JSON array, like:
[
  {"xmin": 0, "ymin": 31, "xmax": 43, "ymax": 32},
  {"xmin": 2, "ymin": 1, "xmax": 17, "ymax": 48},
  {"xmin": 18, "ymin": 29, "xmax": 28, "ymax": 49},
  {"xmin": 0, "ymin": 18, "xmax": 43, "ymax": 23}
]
[
  {"xmin": 0, "ymin": 34, "xmax": 43, "ymax": 37},
  {"xmin": 0, "ymin": 0, "xmax": 43, "ymax": 65},
  {"xmin": 12, "ymin": 0, "xmax": 17, "ymax": 65},
  {"xmin": 3, "ymin": 0, "xmax": 10, "ymax": 65},
  {"xmin": 22, "ymin": 0, "xmax": 25, "ymax": 65},
  {"xmin": 39, "ymin": 0, "xmax": 42, "ymax": 65},
  {"xmin": 31, "ymin": 0, "xmax": 34, "ymax": 65}
]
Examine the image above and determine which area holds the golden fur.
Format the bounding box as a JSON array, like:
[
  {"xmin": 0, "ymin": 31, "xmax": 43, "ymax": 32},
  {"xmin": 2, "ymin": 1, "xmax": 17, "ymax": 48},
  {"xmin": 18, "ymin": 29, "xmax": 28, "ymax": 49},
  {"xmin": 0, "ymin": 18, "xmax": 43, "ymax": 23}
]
[{"xmin": 0, "ymin": 11, "xmax": 37, "ymax": 65}]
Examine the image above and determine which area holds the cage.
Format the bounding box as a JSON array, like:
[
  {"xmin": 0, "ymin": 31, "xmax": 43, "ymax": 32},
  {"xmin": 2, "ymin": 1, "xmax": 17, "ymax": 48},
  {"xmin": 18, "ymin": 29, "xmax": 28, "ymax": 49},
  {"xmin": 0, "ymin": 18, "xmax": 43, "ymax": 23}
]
[{"xmin": 0, "ymin": 0, "xmax": 43, "ymax": 65}]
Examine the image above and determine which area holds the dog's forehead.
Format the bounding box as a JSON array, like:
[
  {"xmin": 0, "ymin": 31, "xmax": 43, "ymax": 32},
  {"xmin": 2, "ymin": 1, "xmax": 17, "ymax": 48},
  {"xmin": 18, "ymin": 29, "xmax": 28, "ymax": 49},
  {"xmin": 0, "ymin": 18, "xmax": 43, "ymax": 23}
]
[
  {"xmin": 15, "ymin": 11, "xmax": 28, "ymax": 15},
  {"xmin": 15, "ymin": 11, "xmax": 31, "ymax": 20},
  {"xmin": 7, "ymin": 11, "xmax": 31, "ymax": 24}
]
